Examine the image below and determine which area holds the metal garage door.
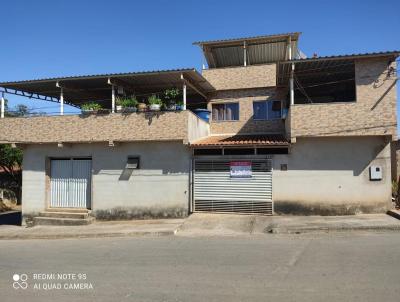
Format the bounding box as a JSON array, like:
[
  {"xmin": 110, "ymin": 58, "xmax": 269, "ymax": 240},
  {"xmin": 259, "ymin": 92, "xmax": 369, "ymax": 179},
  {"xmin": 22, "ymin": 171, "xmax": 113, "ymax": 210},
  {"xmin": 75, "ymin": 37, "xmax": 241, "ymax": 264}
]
[
  {"xmin": 50, "ymin": 158, "xmax": 92, "ymax": 208},
  {"xmin": 193, "ymin": 158, "xmax": 273, "ymax": 215}
]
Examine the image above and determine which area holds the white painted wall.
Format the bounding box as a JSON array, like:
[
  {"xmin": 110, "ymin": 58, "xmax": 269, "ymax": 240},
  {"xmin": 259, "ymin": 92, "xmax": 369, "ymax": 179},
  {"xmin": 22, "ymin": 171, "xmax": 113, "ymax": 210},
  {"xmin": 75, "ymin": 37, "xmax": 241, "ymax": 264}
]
[
  {"xmin": 272, "ymin": 136, "xmax": 392, "ymax": 212},
  {"xmin": 22, "ymin": 141, "xmax": 191, "ymax": 215}
]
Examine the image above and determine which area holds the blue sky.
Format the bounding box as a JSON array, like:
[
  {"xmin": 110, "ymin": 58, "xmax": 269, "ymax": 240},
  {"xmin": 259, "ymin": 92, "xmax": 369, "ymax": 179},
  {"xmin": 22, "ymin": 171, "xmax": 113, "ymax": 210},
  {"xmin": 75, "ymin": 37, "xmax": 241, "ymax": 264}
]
[{"xmin": 1, "ymin": 0, "xmax": 399, "ymax": 115}]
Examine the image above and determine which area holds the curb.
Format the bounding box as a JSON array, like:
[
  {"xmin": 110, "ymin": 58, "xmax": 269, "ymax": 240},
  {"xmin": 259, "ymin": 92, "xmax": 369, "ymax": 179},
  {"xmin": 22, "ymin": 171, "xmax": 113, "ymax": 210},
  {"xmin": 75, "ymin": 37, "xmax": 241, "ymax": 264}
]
[
  {"xmin": 268, "ymin": 225, "xmax": 400, "ymax": 234},
  {"xmin": 0, "ymin": 230, "xmax": 177, "ymax": 240}
]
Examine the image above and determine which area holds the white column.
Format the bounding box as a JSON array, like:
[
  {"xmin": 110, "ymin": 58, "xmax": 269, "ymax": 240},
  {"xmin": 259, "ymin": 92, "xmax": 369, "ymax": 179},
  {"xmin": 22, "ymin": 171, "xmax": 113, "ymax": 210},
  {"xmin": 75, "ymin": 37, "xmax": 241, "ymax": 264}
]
[
  {"xmin": 182, "ymin": 82, "xmax": 187, "ymax": 110},
  {"xmin": 60, "ymin": 87, "xmax": 64, "ymax": 115},
  {"xmin": 243, "ymin": 41, "xmax": 247, "ymax": 66},
  {"xmin": 111, "ymin": 84, "xmax": 115, "ymax": 113},
  {"xmin": 290, "ymin": 63, "xmax": 295, "ymax": 106},
  {"xmin": 1, "ymin": 93, "xmax": 5, "ymax": 119}
]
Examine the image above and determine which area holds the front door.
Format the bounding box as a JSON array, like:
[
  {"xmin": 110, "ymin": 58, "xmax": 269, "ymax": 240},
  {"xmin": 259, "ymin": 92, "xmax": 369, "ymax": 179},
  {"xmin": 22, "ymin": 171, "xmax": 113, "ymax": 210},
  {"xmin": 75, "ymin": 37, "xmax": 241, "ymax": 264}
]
[{"xmin": 50, "ymin": 158, "xmax": 92, "ymax": 208}]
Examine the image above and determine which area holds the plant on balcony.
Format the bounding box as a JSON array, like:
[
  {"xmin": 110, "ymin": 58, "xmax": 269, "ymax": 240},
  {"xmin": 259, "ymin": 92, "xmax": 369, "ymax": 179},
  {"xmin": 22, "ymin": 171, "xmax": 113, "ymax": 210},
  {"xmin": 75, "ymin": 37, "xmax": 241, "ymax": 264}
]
[
  {"xmin": 164, "ymin": 88, "xmax": 180, "ymax": 111},
  {"xmin": 147, "ymin": 94, "xmax": 163, "ymax": 111},
  {"xmin": 175, "ymin": 100, "xmax": 184, "ymax": 111},
  {"xmin": 116, "ymin": 96, "xmax": 138, "ymax": 112},
  {"xmin": 81, "ymin": 102, "xmax": 102, "ymax": 114}
]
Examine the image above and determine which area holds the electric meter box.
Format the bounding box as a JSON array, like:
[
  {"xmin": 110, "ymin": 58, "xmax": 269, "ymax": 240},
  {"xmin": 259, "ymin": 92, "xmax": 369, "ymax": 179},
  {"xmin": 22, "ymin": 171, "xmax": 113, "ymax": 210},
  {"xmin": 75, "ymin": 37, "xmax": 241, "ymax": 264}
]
[{"xmin": 369, "ymin": 166, "xmax": 382, "ymax": 181}]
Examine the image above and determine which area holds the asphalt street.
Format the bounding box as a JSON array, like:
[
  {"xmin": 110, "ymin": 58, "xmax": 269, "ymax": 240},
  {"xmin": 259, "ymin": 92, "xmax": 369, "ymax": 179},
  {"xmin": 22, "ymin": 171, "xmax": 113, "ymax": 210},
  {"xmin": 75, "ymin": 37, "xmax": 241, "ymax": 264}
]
[{"xmin": 1, "ymin": 232, "xmax": 400, "ymax": 302}]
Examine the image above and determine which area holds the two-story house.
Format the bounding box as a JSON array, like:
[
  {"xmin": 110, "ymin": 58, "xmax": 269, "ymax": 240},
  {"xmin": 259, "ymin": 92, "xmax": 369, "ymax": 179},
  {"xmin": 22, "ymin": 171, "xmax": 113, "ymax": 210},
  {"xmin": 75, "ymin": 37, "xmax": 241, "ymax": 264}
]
[{"xmin": 0, "ymin": 32, "xmax": 398, "ymax": 225}]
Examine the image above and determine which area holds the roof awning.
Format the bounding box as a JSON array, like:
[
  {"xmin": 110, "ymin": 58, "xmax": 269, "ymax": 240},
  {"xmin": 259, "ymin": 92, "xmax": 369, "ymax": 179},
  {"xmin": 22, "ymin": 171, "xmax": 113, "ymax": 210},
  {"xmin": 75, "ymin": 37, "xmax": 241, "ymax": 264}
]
[
  {"xmin": 194, "ymin": 33, "xmax": 301, "ymax": 68},
  {"xmin": 0, "ymin": 68, "xmax": 215, "ymax": 107},
  {"xmin": 190, "ymin": 134, "xmax": 289, "ymax": 148}
]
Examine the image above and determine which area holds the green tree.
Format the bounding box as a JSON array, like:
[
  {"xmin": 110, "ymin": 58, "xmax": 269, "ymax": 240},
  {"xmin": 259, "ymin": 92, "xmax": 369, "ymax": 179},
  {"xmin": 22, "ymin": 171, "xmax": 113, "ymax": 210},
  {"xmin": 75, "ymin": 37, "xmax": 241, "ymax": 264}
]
[{"xmin": 0, "ymin": 144, "xmax": 23, "ymax": 201}]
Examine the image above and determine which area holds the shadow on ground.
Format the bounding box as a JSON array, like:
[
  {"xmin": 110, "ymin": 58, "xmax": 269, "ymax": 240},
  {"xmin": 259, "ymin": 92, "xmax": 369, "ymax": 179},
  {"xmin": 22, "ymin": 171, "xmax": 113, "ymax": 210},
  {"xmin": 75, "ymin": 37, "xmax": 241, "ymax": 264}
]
[{"xmin": 0, "ymin": 211, "xmax": 22, "ymax": 225}]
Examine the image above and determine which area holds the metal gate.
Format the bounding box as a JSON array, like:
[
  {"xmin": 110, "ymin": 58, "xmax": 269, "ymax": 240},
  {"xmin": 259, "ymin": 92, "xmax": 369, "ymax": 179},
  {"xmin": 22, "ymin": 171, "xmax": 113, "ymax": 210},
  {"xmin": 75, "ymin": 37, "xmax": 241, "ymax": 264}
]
[
  {"xmin": 50, "ymin": 158, "xmax": 92, "ymax": 208},
  {"xmin": 193, "ymin": 158, "xmax": 273, "ymax": 215}
]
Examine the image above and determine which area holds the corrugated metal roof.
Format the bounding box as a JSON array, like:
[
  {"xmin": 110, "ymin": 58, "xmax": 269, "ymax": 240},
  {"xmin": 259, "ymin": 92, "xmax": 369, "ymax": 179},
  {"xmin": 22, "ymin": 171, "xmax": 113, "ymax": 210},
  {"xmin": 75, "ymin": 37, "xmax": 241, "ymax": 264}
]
[
  {"xmin": 193, "ymin": 32, "xmax": 301, "ymax": 46},
  {"xmin": 284, "ymin": 50, "xmax": 400, "ymax": 63},
  {"xmin": 191, "ymin": 134, "xmax": 289, "ymax": 147},
  {"xmin": 195, "ymin": 33, "xmax": 301, "ymax": 68},
  {"xmin": 0, "ymin": 68, "xmax": 196, "ymax": 85},
  {"xmin": 277, "ymin": 50, "xmax": 399, "ymax": 86},
  {"xmin": 0, "ymin": 68, "xmax": 215, "ymax": 106}
]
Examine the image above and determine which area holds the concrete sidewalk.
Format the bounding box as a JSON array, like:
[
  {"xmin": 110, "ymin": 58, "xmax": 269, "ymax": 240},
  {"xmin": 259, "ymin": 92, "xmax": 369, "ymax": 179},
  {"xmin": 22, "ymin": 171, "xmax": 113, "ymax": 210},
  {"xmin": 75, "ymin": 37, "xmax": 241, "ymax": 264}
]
[
  {"xmin": 1, "ymin": 213, "xmax": 399, "ymax": 240},
  {"xmin": 177, "ymin": 213, "xmax": 400, "ymax": 236},
  {"xmin": 0, "ymin": 219, "xmax": 184, "ymax": 240}
]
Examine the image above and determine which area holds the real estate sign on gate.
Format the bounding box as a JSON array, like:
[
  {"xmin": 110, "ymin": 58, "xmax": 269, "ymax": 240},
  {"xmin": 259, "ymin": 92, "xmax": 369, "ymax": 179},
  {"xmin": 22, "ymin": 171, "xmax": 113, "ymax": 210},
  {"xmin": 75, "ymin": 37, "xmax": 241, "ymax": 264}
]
[{"xmin": 230, "ymin": 161, "xmax": 252, "ymax": 178}]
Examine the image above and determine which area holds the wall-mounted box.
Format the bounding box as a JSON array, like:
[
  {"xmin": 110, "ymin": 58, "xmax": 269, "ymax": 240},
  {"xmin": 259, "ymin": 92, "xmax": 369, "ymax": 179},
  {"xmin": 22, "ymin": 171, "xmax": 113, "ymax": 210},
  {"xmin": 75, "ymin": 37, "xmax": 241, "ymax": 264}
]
[{"xmin": 369, "ymin": 166, "xmax": 382, "ymax": 181}]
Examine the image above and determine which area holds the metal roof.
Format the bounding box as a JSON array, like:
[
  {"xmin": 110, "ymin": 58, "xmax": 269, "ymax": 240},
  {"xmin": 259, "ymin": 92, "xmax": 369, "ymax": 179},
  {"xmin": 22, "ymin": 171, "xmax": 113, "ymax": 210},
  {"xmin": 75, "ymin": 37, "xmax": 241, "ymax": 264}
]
[
  {"xmin": 193, "ymin": 32, "xmax": 301, "ymax": 46},
  {"xmin": 0, "ymin": 68, "xmax": 215, "ymax": 107},
  {"xmin": 190, "ymin": 134, "xmax": 289, "ymax": 147},
  {"xmin": 194, "ymin": 33, "xmax": 301, "ymax": 68},
  {"xmin": 285, "ymin": 50, "xmax": 400, "ymax": 63},
  {"xmin": 277, "ymin": 50, "xmax": 400, "ymax": 86}
]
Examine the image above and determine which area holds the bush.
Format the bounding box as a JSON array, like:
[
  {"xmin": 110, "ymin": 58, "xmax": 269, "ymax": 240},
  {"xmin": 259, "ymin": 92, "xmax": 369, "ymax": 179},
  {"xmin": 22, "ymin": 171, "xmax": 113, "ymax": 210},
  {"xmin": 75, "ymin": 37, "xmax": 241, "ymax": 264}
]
[
  {"xmin": 116, "ymin": 96, "xmax": 138, "ymax": 108},
  {"xmin": 81, "ymin": 102, "xmax": 102, "ymax": 111},
  {"xmin": 147, "ymin": 94, "xmax": 163, "ymax": 105}
]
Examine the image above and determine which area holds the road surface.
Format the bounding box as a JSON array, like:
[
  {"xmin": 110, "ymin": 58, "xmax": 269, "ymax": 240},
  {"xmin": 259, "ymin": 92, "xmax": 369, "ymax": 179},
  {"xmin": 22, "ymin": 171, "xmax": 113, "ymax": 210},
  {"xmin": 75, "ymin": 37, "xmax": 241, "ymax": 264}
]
[{"xmin": 1, "ymin": 232, "xmax": 399, "ymax": 301}]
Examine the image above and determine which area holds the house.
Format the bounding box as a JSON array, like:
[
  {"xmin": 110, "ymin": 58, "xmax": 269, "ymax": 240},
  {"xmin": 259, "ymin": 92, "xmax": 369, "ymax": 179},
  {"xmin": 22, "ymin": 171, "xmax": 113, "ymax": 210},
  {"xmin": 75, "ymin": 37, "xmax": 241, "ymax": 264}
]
[{"xmin": 0, "ymin": 32, "xmax": 398, "ymax": 225}]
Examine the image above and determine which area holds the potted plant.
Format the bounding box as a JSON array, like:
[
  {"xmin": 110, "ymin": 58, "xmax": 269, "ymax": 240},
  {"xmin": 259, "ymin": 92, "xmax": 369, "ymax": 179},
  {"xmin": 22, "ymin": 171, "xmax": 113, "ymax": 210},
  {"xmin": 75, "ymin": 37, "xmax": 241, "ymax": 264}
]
[
  {"xmin": 137, "ymin": 99, "xmax": 147, "ymax": 112},
  {"xmin": 175, "ymin": 100, "xmax": 184, "ymax": 111},
  {"xmin": 164, "ymin": 88, "xmax": 180, "ymax": 111},
  {"xmin": 115, "ymin": 97, "xmax": 124, "ymax": 112},
  {"xmin": 119, "ymin": 96, "xmax": 138, "ymax": 112},
  {"xmin": 81, "ymin": 102, "xmax": 102, "ymax": 114},
  {"xmin": 147, "ymin": 94, "xmax": 163, "ymax": 111}
]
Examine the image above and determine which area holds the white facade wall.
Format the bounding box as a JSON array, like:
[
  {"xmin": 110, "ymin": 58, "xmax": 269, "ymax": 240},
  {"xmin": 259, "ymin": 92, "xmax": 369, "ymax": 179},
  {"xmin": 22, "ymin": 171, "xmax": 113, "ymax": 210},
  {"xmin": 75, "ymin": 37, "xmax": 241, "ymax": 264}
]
[
  {"xmin": 22, "ymin": 141, "xmax": 191, "ymax": 218},
  {"xmin": 273, "ymin": 136, "xmax": 392, "ymax": 214}
]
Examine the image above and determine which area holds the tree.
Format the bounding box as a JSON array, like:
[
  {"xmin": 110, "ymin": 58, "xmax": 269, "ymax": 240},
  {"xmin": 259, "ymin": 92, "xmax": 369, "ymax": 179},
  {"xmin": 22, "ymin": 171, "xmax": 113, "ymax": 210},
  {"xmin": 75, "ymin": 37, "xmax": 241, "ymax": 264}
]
[{"xmin": 0, "ymin": 144, "xmax": 23, "ymax": 201}]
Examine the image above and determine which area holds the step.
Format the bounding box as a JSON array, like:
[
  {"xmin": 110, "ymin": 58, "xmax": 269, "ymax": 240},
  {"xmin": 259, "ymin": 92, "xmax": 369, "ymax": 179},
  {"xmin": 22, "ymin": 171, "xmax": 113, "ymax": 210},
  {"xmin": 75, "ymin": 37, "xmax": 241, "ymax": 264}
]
[
  {"xmin": 45, "ymin": 208, "xmax": 90, "ymax": 214},
  {"xmin": 33, "ymin": 216, "xmax": 95, "ymax": 226},
  {"xmin": 39, "ymin": 211, "xmax": 89, "ymax": 219}
]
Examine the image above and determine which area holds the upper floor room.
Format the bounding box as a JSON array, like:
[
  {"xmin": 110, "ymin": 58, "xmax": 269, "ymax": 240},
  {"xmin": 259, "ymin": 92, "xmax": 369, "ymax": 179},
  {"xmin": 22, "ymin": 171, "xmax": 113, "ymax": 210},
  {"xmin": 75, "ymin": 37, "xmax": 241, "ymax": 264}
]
[{"xmin": 0, "ymin": 32, "xmax": 398, "ymax": 145}]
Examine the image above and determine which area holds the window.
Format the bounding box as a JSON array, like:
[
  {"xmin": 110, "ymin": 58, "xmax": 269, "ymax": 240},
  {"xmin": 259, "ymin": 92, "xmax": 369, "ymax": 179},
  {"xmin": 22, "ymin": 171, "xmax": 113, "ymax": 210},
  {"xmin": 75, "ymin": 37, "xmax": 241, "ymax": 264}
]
[
  {"xmin": 253, "ymin": 100, "xmax": 282, "ymax": 120},
  {"xmin": 212, "ymin": 103, "xmax": 239, "ymax": 121}
]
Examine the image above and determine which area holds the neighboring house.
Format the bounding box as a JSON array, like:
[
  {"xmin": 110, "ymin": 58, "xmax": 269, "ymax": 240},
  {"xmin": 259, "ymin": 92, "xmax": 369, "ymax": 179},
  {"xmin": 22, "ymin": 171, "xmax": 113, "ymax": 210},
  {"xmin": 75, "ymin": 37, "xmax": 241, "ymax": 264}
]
[{"xmin": 0, "ymin": 32, "xmax": 398, "ymax": 224}]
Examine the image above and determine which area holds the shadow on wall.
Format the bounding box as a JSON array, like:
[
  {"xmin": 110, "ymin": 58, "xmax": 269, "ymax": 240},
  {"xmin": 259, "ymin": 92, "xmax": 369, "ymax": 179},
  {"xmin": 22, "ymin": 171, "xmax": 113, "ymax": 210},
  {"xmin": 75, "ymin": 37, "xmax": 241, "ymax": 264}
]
[
  {"xmin": 274, "ymin": 201, "xmax": 389, "ymax": 216},
  {"xmin": 279, "ymin": 136, "xmax": 389, "ymax": 176}
]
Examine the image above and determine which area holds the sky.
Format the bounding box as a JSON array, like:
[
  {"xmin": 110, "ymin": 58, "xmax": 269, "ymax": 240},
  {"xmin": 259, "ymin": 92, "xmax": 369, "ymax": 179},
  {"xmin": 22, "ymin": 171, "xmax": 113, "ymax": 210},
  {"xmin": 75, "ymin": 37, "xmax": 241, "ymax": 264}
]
[{"xmin": 0, "ymin": 0, "xmax": 399, "ymax": 116}]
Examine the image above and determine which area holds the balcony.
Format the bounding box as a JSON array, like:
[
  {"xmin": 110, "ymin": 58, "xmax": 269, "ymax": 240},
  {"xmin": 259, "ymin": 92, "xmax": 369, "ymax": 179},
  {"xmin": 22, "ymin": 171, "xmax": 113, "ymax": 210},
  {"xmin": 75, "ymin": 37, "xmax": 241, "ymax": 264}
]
[
  {"xmin": 0, "ymin": 69, "xmax": 214, "ymax": 145},
  {"xmin": 0, "ymin": 110, "xmax": 209, "ymax": 145}
]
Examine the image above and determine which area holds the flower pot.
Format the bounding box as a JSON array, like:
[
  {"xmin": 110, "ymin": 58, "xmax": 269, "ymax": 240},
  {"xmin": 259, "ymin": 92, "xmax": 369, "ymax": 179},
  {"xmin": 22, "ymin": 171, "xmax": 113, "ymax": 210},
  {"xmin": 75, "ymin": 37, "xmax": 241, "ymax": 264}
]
[
  {"xmin": 123, "ymin": 107, "xmax": 137, "ymax": 113},
  {"xmin": 167, "ymin": 104, "xmax": 176, "ymax": 111},
  {"xmin": 137, "ymin": 103, "xmax": 147, "ymax": 112},
  {"xmin": 82, "ymin": 109, "xmax": 96, "ymax": 115},
  {"xmin": 149, "ymin": 104, "xmax": 161, "ymax": 111},
  {"xmin": 175, "ymin": 105, "xmax": 183, "ymax": 111},
  {"xmin": 116, "ymin": 105, "xmax": 123, "ymax": 112}
]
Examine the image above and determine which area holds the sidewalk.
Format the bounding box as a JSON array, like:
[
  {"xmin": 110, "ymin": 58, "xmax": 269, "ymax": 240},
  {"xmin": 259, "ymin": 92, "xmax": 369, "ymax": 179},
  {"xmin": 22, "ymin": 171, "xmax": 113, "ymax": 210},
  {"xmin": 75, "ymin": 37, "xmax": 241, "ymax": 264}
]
[
  {"xmin": 1, "ymin": 213, "xmax": 399, "ymax": 240},
  {"xmin": 0, "ymin": 219, "xmax": 184, "ymax": 240},
  {"xmin": 177, "ymin": 213, "xmax": 400, "ymax": 236}
]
